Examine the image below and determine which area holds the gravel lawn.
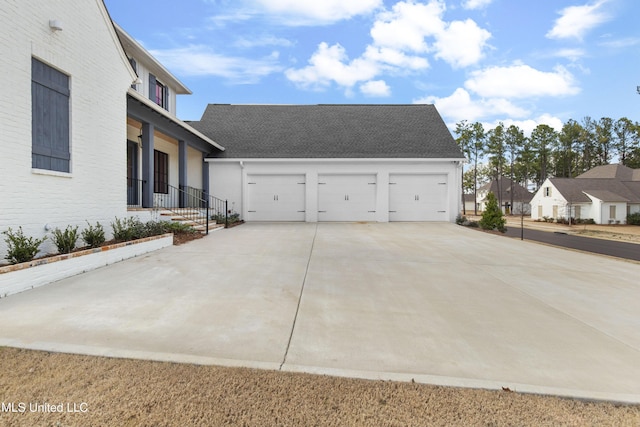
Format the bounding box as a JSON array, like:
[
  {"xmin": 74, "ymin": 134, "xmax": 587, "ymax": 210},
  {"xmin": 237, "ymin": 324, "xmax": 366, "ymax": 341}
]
[{"xmin": 1, "ymin": 347, "xmax": 639, "ymax": 426}]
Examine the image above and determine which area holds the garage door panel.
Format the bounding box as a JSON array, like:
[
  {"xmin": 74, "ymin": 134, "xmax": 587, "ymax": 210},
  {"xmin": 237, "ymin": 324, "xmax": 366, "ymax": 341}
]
[
  {"xmin": 247, "ymin": 174, "xmax": 305, "ymax": 221},
  {"xmin": 318, "ymin": 174, "xmax": 376, "ymax": 222},
  {"xmin": 389, "ymin": 174, "xmax": 448, "ymax": 221}
]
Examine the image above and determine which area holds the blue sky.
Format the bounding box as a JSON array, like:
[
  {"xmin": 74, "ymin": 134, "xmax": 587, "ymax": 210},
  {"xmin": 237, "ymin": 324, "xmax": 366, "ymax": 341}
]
[{"xmin": 104, "ymin": 0, "xmax": 640, "ymax": 134}]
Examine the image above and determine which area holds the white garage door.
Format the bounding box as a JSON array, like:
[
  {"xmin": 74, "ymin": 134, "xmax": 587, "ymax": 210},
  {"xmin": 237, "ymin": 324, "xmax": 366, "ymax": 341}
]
[
  {"xmin": 318, "ymin": 174, "xmax": 376, "ymax": 221},
  {"xmin": 246, "ymin": 174, "xmax": 306, "ymax": 221},
  {"xmin": 389, "ymin": 174, "xmax": 448, "ymax": 221}
]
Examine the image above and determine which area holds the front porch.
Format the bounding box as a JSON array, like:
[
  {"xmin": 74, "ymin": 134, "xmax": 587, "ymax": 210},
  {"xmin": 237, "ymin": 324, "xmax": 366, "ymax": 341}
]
[{"xmin": 125, "ymin": 92, "xmax": 227, "ymax": 232}]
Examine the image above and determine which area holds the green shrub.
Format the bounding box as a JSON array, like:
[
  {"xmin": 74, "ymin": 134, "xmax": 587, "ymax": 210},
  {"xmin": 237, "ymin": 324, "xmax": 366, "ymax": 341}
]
[
  {"xmin": 2, "ymin": 227, "xmax": 47, "ymax": 264},
  {"xmin": 51, "ymin": 225, "xmax": 79, "ymax": 254},
  {"xmin": 111, "ymin": 217, "xmax": 142, "ymax": 242},
  {"xmin": 575, "ymin": 218, "xmax": 596, "ymax": 225},
  {"xmin": 82, "ymin": 221, "xmax": 105, "ymax": 248},
  {"xmin": 112, "ymin": 217, "xmax": 195, "ymax": 242},
  {"xmin": 160, "ymin": 221, "xmax": 196, "ymax": 234},
  {"xmin": 467, "ymin": 220, "xmax": 479, "ymax": 228},
  {"xmin": 479, "ymin": 192, "xmax": 506, "ymax": 233},
  {"xmin": 455, "ymin": 214, "xmax": 467, "ymax": 225},
  {"xmin": 627, "ymin": 212, "xmax": 640, "ymax": 226}
]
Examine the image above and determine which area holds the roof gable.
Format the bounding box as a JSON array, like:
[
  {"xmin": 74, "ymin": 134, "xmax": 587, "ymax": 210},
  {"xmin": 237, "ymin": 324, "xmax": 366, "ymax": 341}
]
[
  {"xmin": 478, "ymin": 177, "xmax": 533, "ymax": 202},
  {"xmin": 549, "ymin": 176, "xmax": 640, "ymax": 203},
  {"xmin": 191, "ymin": 104, "xmax": 464, "ymax": 159},
  {"xmin": 576, "ymin": 164, "xmax": 636, "ymax": 180}
]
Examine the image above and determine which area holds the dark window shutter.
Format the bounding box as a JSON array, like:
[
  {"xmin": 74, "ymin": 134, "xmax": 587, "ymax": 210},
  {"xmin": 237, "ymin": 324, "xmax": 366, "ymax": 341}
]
[
  {"xmin": 149, "ymin": 73, "xmax": 156, "ymax": 101},
  {"xmin": 31, "ymin": 57, "xmax": 70, "ymax": 172},
  {"xmin": 163, "ymin": 86, "xmax": 169, "ymax": 110}
]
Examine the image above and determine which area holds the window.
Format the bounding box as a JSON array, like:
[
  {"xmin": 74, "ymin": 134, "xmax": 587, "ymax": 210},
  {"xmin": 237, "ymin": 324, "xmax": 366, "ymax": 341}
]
[
  {"xmin": 149, "ymin": 73, "xmax": 168, "ymax": 110},
  {"xmin": 154, "ymin": 150, "xmax": 168, "ymax": 194},
  {"xmin": 610, "ymin": 205, "xmax": 616, "ymax": 219},
  {"xmin": 31, "ymin": 58, "xmax": 70, "ymax": 172},
  {"xmin": 544, "ymin": 187, "xmax": 552, "ymax": 197},
  {"xmin": 574, "ymin": 206, "xmax": 581, "ymax": 219},
  {"xmin": 155, "ymin": 81, "xmax": 166, "ymax": 108}
]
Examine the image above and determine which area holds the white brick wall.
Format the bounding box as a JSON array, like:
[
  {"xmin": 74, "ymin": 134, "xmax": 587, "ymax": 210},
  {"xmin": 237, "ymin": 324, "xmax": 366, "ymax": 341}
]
[{"xmin": 0, "ymin": 0, "xmax": 135, "ymax": 258}]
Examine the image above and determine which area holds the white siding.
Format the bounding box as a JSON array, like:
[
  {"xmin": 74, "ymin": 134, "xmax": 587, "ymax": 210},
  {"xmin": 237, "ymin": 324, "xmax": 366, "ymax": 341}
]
[
  {"xmin": 0, "ymin": 0, "xmax": 134, "ymax": 257},
  {"xmin": 530, "ymin": 180, "xmax": 567, "ymax": 221}
]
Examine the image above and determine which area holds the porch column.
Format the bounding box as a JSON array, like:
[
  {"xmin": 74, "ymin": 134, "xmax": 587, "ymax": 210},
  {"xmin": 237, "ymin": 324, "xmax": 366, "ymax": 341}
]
[
  {"xmin": 141, "ymin": 122, "xmax": 155, "ymax": 208},
  {"xmin": 178, "ymin": 140, "xmax": 187, "ymax": 208},
  {"xmin": 202, "ymin": 152, "xmax": 210, "ymax": 199}
]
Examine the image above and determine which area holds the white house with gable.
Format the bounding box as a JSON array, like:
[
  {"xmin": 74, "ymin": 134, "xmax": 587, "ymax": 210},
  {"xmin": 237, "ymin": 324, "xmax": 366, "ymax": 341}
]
[
  {"xmin": 0, "ymin": 1, "xmax": 225, "ymax": 260},
  {"xmin": 0, "ymin": 0, "xmax": 137, "ymax": 257},
  {"xmin": 531, "ymin": 164, "xmax": 640, "ymax": 224}
]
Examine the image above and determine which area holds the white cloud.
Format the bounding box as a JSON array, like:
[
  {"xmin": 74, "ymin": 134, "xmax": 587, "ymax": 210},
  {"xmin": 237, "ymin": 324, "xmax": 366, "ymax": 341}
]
[
  {"xmin": 285, "ymin": 0, "xmax": 491, "ymax": 91},
  {"xmin": 546, "ymin": 0, "xmax": 611, "ymax": 40},
  {"xmin": 370, "ymin": 1, "xmax": 445, "ymax": 52},
  {"xmin": 464, "ymin": 64, "xmax": 580, "ymax": 98},
  {"xmin": 486, "ymin": 115, "xmax": 564, "ymax": 136},
  {"xmin": 462, "ymin": 0, "xmax": 493, "ymax": 10},
  {"xmin": 549, "ymin": 48, "xmax": 586, "ymax": 61},
  {"xmin": 149, "ymin": 45, "xmax": 282, "ymax": 84},
  {"xmin": 363, "ymin": 46, "xmax": 429, "ymax": 70},
  {"xmin": 250, "ymin": 0, "xmax": 382, "ymax": 25},
  {"xmin": 234, "ymin": 36, "xmax": 294, "ymax": 48},
  {"xmin": 415, "ymin": 88, "xmax": 529, "ymax": 123},
  {"xmin": 285, "ymin": 42, "xmax": 379, "ymax": 89},
  {"xmin": 360, "ymin": 80, "xmax": 391, "ymax": 97},
  {"xmin": 370, "ymin": 0, "xmax": 490, "ymax": 69},
  {"xmin": 434, "ymin": 19, "xmax": 492, "ymax": 68}
]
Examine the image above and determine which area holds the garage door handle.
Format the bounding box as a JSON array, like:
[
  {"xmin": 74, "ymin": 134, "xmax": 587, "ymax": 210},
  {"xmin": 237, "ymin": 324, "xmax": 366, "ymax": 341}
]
[
  {"xmin": 389, "ymin": 210, "xmax": 397, "ymax": 213},
  {"xmin": 248, "ymin": 210, "xmax": 256, "ymax": 212},
  {"xmin": 319, "ymin": 210, "xmax": 327, "ymax": 213},
  {"xmin": 297, "ymin": 210, "xmax": 305, "ymax": 213},
  {"xmin": 368, "ymin": 210, "xmax": 376, "ymax": 213},
  {"xmin": 438, "ymin": 210, "xmax": 446, "ymax": 213}
]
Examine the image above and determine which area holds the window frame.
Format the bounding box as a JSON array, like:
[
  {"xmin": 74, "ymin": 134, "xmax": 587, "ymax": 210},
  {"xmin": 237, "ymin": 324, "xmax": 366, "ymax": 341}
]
[{"xmin": 153, "ymin": 149, "xmax": 169, "ymax": 194}]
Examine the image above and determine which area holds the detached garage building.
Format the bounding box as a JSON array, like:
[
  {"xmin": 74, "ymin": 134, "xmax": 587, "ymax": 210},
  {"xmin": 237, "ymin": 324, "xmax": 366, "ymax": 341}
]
[{"xmin": 192, "ymin": 104, "xmax": 464, "ymax": 222}]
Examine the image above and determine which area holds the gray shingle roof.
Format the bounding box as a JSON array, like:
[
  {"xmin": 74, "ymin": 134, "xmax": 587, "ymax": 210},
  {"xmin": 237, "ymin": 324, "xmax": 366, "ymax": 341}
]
[
  {"xmin": 576, "ymin": 164, "xmax": 635, "ymax": 180},
  {"xmin": 478, "ymin": 177, "xmax": 533, "ymax": 202},
  {"xmin": 190, "ymin": 104, "xmax": 464, "ymax": 159},
  {"xmin": 550, "ymin": 177, "xmax": 640, "ymax": 203}
]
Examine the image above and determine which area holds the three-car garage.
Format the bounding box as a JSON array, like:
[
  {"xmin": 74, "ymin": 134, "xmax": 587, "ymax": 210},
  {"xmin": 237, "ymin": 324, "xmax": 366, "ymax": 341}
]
[
  {"xmin": 195, "ymin": 104, "xmax": 465, "ymax": 223},
  {"xmin": 232, "ymin": 166, "xmax": 457, "ymax": 223}
]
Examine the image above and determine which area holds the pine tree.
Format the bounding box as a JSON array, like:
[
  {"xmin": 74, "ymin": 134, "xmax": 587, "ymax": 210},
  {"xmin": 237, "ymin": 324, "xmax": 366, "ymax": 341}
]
[{"xmin": 479, "ymin": 192, "xmax": 506, "ymax": 233}]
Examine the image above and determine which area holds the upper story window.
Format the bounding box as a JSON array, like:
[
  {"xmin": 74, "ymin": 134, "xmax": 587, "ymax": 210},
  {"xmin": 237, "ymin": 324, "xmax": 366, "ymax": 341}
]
[
  {"xmin": 31, "ymin": 57, "xmax": 70, "ymax": 173},
  {"xmin": 544, "ymin": 187, "xmax": 552, "ymax": 197},
  {"xmin": 149, "ymin": 73, "xmax": 168, "ymax": 110},
  {"xmin": 155, "ymin": 81, "xmax": 167, "ymax": 108}
]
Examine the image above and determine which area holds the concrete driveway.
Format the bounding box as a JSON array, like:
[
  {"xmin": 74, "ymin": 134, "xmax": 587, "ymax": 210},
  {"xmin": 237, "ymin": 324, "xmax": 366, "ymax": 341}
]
[{"xmin": 0, "ymin": 223, "xmax": 639, "ymax": 403}]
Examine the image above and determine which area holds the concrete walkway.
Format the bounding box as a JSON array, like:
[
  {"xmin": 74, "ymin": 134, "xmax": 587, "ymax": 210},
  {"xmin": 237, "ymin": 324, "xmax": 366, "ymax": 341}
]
[{"xmin": 0, "ymin": 223, "xmax": 639, "ymax": 403}]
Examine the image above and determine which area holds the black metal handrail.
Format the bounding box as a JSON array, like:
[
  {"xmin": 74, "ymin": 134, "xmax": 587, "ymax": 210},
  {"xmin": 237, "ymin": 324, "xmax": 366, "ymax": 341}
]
[
  {"xmin": 206, "ymin": 193, "xmax": 228, "ymax": 228},
  {"xmin": 127, "ymin": 177, "xmax": 145, "ymax": 207},
  {"xmin": 127, "ymin": 179, "xmax": 228, "ymax": 232}
]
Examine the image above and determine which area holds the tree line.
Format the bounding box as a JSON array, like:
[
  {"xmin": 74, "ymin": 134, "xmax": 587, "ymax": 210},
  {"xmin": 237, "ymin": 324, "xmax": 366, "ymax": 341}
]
[{"xmin": 454, "ymin": 116, "xmax": 640, "ymax": 213}]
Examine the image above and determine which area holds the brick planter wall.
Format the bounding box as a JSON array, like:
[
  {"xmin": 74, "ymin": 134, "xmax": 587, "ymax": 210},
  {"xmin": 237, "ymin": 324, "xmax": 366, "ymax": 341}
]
[{"xmin": 0, "ymin": 234, "xmax": 173, "ymax": 298}]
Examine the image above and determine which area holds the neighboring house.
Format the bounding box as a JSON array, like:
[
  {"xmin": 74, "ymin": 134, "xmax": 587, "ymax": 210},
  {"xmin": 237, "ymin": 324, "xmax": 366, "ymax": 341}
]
[
  {"xmin": 0, "ymin": 0, "xmax": 137, "ymax": 256},
  {"xmin": 476, "ymin": 177, "xmax": 533, "ymax": 214},
  {"xmin": 531, "ymin": 164, "xmax": 640, "ymax": 224},
  {"xmin": 192, "ymin": 104, "xmax": 465, "ymax": 222},
  {"xmin": 115, "ymin": 24, "xmax": 224, "ymax": 218}
]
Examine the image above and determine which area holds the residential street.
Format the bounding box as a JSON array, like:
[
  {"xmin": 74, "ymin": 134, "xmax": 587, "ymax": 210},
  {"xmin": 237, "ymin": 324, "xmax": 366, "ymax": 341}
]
[{"xmin": 503, "ymin": 226, "xmax": 640, "ymax": 261}]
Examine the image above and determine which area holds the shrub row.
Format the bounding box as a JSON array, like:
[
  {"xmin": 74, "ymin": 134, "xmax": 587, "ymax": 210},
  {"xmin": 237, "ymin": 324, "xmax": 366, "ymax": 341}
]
[{"xmin": 2, "ymin": 218, "xmax": 195, "ymax": 265}]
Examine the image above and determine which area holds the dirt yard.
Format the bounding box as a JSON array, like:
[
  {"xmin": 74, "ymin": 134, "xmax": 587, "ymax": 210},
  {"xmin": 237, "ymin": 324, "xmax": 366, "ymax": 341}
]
[{"xmin": 1, "ymin": 347, "xmax": 639, "ymax": 426}]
